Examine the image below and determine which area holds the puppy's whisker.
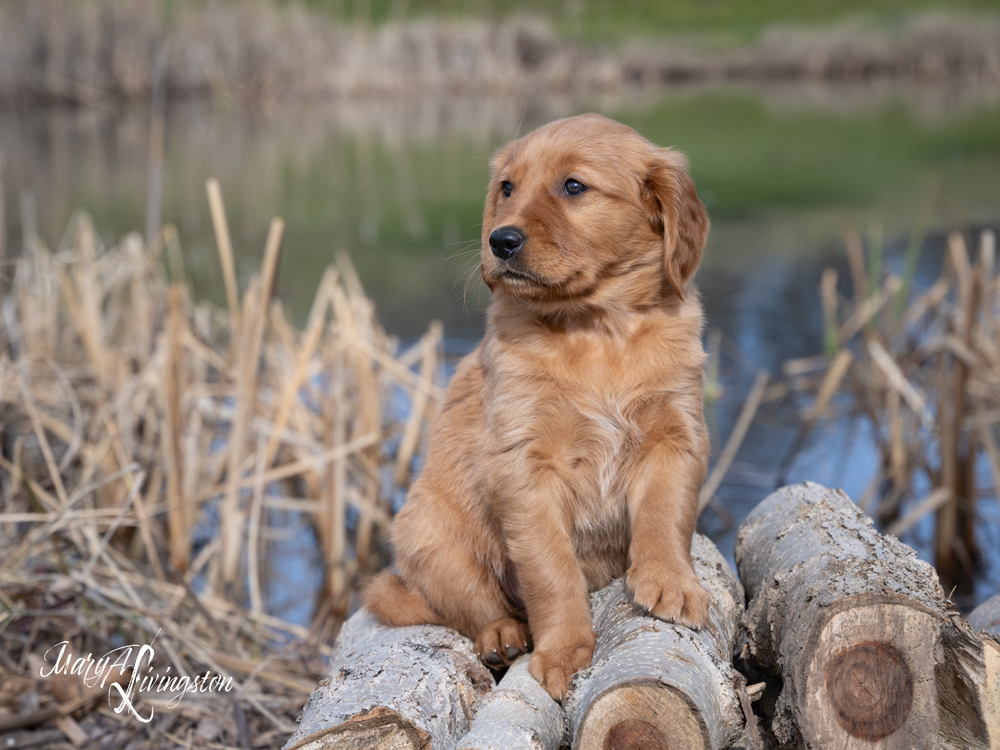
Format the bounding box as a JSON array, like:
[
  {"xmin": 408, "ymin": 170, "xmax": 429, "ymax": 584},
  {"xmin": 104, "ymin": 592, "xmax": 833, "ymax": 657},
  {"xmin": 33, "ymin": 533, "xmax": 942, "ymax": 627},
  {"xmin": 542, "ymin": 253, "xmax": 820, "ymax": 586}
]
[
  {"xmin": 513, "ymin": 102, "xmax": 527, "ymax": 145},
  {"xmin": 456, "ymin": 257, "xmax": 488, "ymax": 315},
  {"xmin": 442, "ymin": 246, "xmax": 482, "ymax": 264},
  {"xmin": 457, "ymin": 262, "xmax": 482, "ymax": 295}
]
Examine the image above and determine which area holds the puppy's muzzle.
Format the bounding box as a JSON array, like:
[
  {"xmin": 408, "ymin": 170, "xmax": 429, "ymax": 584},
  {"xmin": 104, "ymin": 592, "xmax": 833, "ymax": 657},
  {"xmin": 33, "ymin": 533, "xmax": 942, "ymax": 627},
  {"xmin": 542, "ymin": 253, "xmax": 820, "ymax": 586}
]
[{"xmin": 489, "ymin": 226, "xmax": 525, "ymax": 261}]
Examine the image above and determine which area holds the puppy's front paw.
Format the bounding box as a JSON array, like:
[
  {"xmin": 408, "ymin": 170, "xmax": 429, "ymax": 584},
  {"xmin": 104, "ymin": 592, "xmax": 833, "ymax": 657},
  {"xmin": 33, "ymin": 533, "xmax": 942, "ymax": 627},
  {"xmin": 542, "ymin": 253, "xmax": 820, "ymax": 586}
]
[
  {"xmin": 474, "ymin": 617, "xmax": 531, "ymax": 669},
  {"xmin": 528, "ymin": 631, "xmax": 595, "ymax": 701},
  {"xmin": 627, "ymin": 563, "xmax": 709, "ymax": 629}
]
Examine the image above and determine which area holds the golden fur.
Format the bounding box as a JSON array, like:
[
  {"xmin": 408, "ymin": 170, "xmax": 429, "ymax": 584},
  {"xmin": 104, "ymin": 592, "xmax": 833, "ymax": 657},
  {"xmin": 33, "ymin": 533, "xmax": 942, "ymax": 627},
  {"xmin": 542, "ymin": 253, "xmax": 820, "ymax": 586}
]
[{"xmin": 364, "ymin": 113, "xmax": 711, "ymax": 700}]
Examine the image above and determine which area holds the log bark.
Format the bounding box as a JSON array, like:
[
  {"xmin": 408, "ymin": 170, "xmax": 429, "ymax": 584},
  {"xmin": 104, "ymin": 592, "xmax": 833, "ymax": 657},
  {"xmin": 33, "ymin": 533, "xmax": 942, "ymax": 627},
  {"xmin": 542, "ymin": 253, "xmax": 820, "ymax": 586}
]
[
  {"xmin": 969, "ymin": 592, "xmax": 1000, "ymax": 636},
  {"xmin": 736, "ymin": 481, "xmax": 999, "ymax": 750},
  {"xmin": 283, "ymin": 610, "xmax": 494, "ymax": 750},
  {"xmin": 563, "ymin": 534, "xmax": 746, "ymax": 750},
  {"xmin": 456, "ymin": 654, "xmax": 563, "ymax": 750}
]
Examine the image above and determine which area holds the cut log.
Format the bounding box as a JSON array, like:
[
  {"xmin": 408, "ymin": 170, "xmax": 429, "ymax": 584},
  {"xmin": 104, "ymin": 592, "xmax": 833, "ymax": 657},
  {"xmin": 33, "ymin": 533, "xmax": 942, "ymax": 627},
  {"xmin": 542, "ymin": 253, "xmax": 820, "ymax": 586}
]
[
  {"xmin": 969, "ymin": 592, "xmax": 1000, "ymax": 635},
  {"xmin": 456, "ymin": 654, "xmax": 563, "ymax": 750},
  {"xmin": 736, "ymin": 482, "xmax": 1000, "ymax": 750},
  {"xmin": 283, "ymin": 610, "xmax": 494, "ymax": 750},
  {"xmin": 969, "ymin": 591, "xmax": 1000, "ymax": 743},
  {"xmin": 564, "ymin": 534, "xmax": 746, "ymax": 750}
]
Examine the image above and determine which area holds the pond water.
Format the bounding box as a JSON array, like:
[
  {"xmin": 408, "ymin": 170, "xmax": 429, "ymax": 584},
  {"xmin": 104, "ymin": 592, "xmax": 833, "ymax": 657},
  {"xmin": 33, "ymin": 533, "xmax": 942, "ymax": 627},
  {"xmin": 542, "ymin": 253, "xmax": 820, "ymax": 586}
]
[{"xmin": 4, "ymin": 82, "xmax": 1000, "ymax": 621}]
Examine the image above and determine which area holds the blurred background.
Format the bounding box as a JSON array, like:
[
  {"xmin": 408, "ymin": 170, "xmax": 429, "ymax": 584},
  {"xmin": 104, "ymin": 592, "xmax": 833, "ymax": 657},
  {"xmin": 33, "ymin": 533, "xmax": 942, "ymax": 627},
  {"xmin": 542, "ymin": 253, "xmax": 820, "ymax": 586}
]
[{"xmin": 3, "ymin": 0, "xmax": 1000, "ymax": 622}]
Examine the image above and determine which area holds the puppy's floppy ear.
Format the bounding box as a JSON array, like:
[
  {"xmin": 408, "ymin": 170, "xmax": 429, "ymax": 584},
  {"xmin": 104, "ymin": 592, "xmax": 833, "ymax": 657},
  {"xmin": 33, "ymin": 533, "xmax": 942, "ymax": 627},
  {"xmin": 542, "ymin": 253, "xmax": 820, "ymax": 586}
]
[{"xmin": 641, "ymin": 149, "xmax": 709, "ymax": 301}]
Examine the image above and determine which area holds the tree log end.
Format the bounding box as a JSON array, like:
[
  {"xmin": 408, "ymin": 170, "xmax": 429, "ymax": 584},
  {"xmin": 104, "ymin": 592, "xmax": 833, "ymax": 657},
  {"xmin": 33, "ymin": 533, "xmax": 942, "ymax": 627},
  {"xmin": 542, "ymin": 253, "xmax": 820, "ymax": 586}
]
[
  {"xmin": 603, "ymin": 719, "xmax": 670, "ymax": 750},
  {"xmin": 983, "ymin": 639, "xmax": 1000, "ymax": 747},
  {"xmin": 574, "ymin": 681, "xmax": 707, "ymax": 750},
  {"xmin": 802, "ymin": 603, "xmax": 941, "ymax": 747},
  {"xmin": 285, "ymin": 706, "xmax": 430, "ymax": 750},
  {"xmin": 824, "ymin": 641, "xmax": 913, "ymax": 740}
]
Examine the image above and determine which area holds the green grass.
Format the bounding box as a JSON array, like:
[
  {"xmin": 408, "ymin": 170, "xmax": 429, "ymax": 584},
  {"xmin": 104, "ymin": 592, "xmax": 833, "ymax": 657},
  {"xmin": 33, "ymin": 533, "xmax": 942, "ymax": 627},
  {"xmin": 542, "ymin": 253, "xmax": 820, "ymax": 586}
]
[
  {"xmin": 272, "ymin": 0, "xmax": 1000, "ymax": 41},
  {"xmin": 611, "ymin": 91, "xmax": 1000, "ymax": 220}
]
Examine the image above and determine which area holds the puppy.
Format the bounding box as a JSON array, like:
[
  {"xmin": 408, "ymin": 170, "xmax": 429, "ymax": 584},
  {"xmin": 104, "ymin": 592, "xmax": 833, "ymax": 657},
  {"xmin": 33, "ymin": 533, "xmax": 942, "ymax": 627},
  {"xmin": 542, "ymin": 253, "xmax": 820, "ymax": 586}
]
[{"xmin": 364, "ymin": 113, "xmax": 711, "ymax": 700}]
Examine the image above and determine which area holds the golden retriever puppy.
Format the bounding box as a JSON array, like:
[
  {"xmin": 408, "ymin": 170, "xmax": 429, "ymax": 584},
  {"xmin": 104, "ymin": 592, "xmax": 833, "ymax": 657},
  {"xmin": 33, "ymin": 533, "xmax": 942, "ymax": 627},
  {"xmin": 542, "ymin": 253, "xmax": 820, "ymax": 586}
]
[{"xmin": 364, "ymin": 113, "xmax": 711, "ymax": 700}]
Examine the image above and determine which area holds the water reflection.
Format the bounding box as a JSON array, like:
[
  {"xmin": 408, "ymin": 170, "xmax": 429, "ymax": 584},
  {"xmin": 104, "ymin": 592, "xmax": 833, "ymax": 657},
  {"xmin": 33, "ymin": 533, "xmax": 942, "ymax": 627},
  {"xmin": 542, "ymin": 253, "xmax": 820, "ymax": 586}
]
[{"xmin": 3, "ymin": 83, "xmax": 1000, "ymax": 617}]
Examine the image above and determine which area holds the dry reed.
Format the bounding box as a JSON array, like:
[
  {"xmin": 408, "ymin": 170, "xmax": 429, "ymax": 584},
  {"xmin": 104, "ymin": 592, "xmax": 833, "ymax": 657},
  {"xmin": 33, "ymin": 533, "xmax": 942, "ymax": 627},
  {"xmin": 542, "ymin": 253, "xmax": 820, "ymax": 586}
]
[
  {"xmin": 1, "ymin": 1, "xmax": 999, "ymax": 106},
  {"xmin": 781, "ymin": 224, "xmax": 1000, "ymax": 595},
  {"xmin": 0, "ymin": 182, "xmax": 443, "ymax": 746}
]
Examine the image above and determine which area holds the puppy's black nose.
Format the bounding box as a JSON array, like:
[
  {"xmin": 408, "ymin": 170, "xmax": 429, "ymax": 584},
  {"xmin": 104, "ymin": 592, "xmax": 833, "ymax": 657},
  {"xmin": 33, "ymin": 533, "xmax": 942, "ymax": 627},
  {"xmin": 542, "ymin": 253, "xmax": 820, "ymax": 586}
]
[{"xmin": 489, "ymin": 226, "xmax": 525, "ymax": 261}]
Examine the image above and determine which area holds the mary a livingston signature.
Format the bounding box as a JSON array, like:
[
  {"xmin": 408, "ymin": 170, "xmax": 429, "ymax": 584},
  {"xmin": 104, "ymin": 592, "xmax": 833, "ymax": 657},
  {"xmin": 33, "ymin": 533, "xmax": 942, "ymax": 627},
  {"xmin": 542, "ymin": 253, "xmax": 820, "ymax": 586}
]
[{"xmin": 40, "ymin": 630, "xmax": 234, "ymax": 723}]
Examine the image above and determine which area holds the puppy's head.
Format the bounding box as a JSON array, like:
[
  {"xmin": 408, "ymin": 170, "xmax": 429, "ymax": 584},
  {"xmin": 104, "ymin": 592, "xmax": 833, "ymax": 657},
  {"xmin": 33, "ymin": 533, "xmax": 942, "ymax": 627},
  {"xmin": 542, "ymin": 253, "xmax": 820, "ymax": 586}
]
[{"xmin": 481, "ymin": 114, "xmax": 709, "ymax": 315}]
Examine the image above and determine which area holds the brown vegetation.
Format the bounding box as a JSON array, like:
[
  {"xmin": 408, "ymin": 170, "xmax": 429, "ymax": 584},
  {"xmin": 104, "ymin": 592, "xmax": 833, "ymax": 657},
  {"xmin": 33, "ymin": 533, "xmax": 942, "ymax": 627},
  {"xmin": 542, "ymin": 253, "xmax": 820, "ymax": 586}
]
[
  {"xmin": 780, "ymin": 224, "xmax": 1000, "ymax": 596},
  {"xmin": 0, "ymin": 183, "xmax": 442, "ymax": 745},
  {"xmin": 1, "ymin": 1, "xmax": 999, "ymax": 105}
]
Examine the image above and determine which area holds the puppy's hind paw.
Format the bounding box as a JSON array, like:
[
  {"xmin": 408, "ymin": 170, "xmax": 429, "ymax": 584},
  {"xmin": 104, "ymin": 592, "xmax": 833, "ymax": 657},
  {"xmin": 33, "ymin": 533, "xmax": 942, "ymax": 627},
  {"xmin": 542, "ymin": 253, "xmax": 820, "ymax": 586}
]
[
  {"xmin": 627, "ymin": 563, "xmax": 710, "ymax": 630},
  {"xmin": 474, "ymin": 617, "xmax": 531, "ymax": 669}
]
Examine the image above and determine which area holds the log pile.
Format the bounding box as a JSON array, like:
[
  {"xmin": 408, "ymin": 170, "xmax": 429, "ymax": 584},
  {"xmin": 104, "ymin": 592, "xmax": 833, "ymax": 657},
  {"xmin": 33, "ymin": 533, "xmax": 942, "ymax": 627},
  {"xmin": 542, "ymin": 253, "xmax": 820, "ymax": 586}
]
[
  {"xmin": 736, "ymin": 482, "xmax": 999, "ymax": 750},
  {"xmin": 287, "ymin": 484, "xmax": 1000, "ymax": 749},
  {"xmin": 287, "ymin": 535, "xmax": 750, "ymax": 750},
  {"xmin": 563, "ymin": 535, "xmax": 746, "ymax": 750}
]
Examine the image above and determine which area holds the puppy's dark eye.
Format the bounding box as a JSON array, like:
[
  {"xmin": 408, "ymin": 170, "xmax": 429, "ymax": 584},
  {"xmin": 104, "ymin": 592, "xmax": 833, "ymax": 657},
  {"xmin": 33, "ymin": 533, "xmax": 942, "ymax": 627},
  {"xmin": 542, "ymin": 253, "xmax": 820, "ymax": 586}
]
[
  {"xmin": 564, "ymin": 179, "xmax": 587, "ymax": 195},
  {"xmin": 501, "ymin": 181, "xmax": 513, "ymax": 198}
]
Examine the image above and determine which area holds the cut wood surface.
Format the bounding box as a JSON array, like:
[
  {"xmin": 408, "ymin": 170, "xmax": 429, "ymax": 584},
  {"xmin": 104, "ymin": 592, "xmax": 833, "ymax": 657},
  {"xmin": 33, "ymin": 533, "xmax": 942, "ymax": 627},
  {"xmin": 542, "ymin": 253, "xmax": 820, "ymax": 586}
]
[
  {"xmin": 564, "ymin": 534, "xmax": 746, "ymax": 750},
  {"xmin": 456, "ymin": 654, "xmax": 563, "ymax": 750},
  {"xmin": 283, "ymin": 610, "xmax": 493, "ymax": 750},
  {"xmin": 736, "ymin": 482, "xmax": 999, "ymax": 750},
  {"xmin": 970, "ymin": 592, "xmax": 1000, "ymax": 736},
  {"xmin": 969, "ymin": 592, "xmax": 1000, "ymax": 635}
]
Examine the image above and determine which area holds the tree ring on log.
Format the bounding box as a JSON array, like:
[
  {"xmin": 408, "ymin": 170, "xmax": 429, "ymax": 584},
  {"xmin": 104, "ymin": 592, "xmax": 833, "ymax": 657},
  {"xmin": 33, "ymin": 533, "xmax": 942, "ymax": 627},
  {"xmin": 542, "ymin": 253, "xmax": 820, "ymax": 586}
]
[
  {"xmin": 574, "ymin": 681, "xmax": 706, "ymax": 750},
  {"xmin": 801, "ymin": 602, "xmax": 942, "ymax": 748},
  {"xmin": 824, "ymin": 641, "xmax": 913, "ymax": 740},
  {"xmin": 603, "ymin": 719, "xmax": 669, "ymax": 750}
]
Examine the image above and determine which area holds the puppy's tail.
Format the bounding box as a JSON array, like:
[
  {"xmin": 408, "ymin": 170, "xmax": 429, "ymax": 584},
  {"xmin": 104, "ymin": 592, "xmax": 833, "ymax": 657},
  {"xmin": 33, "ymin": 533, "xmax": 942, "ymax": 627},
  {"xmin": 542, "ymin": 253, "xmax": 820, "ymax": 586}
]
[{"xmin": 362, "ymin": 570, "xmax": 443, "ymax": 627}]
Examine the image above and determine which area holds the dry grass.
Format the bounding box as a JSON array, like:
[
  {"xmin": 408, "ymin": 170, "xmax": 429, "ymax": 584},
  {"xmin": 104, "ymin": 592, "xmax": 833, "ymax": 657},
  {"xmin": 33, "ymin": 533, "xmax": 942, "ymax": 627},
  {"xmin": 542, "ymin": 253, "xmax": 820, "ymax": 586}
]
[
  {"xmin": 780, "ymin": 222, "xmax": 1000, "ymax": 595},
  {"xmin": 1, "ymin": 1, "xmax": 999, "ymax": 106},
  {"xmin": 0, "ymin": 181, "xmax": 442, "ymax": 747},
  {"xmin": 0, "ymin": 0, "xmax": 585, "ymax": 105}
]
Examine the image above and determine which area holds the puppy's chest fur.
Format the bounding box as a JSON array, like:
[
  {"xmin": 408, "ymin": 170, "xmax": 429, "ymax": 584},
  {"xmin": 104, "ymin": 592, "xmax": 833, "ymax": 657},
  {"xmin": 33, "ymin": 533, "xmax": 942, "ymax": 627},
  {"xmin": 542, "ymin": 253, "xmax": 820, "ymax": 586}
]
[{"xmin": 483, "ymin": 322, "xmax": 690, "ymax": 533}]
